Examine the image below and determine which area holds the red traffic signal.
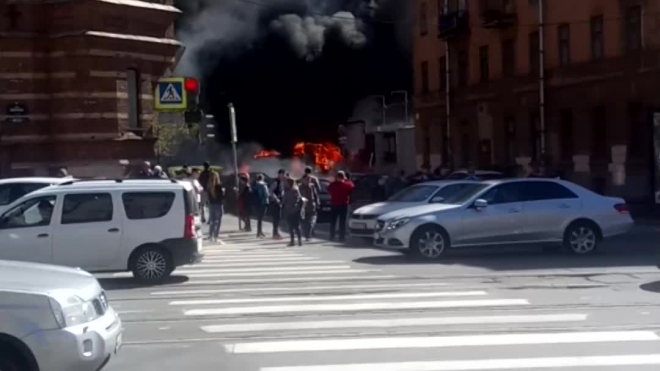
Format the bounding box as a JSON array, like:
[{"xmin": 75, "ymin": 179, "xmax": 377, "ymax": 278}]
[{"xmin": 184, "ymin": 78, "xmax": 199, "ymax": 94}]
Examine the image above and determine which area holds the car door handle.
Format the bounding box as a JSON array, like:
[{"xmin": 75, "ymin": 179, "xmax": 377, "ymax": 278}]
[
  {"xmin": 37, "ymin": 233, "xmax": 49, "ymax": 238},
  {"xmin": 108, "ymin": 228, "xmax": 120, "ymax": 233},
  {"xmin": 508, "ymin": 209, "xmax": 520, "ymax": 213},
  {"xmin": 559, "ymin": 204, "xmax": 571, "ymax": 209}
]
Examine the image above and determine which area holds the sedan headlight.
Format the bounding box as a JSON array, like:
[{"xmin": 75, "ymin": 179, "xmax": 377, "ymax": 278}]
[
  {"xmin": 48, "ymin": 294, "xmax": 102, "ymax": 328},
  {"xmin": 386, "ymin": 218, "xmax": 411, "ymax": 231}
]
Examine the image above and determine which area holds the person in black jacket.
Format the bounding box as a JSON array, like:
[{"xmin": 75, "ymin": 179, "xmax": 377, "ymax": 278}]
[
  {"xmin": 207, "ymin": 172, "xmax": 225, "ymax": 242},
  {"xmin": 238, "ymin": 174, "xmax": 252, "ymax": 232}
]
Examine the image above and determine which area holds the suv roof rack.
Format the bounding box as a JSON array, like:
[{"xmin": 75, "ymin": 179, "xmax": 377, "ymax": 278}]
[{"xmin": 58, "ymin": 178, "xmax": 178, "ymax": 186}]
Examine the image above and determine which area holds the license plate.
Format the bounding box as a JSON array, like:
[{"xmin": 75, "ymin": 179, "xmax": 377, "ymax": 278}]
[
  {"xmin": 352, "ymin": 222, "xmax": 366, "ymax": 229},
  {"xmin": 115, "ymin": 333, "xmax": 123, "ymax": 353}
]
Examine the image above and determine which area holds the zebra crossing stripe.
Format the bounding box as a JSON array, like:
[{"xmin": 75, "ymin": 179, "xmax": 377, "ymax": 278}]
[
  {"xmin": 185, "ymin": 298, "xmax": 529, "ymax": 316},
  {"xmin": 170, "ymin": 291, "xmax": 487, "ymax": 306},
  {"xmin": 225, "ymin": 330, "xmax": 659, "ymax": 354},
  {"xmin": 260, "ymin": 354, "xmax": 660, "ymax": 371}
]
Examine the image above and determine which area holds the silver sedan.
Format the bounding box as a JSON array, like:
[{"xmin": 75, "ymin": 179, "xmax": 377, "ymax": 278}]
[{"xmin": 374, "ymin": 178, "xmax": 634, "ymax": 259}]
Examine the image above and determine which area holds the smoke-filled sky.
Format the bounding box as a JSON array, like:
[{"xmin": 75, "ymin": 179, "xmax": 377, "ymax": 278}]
[{"xmin": 173, "ymin": 0, "xmax": 411, "ymax": 154}]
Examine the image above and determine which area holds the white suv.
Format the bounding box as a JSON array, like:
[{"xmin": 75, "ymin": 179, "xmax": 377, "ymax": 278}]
[
  {"xmin": 0, "ymin": 179, "xmax": 203, "ymax": 281},
  {"xmin": 0, "ymin": 259, "xmax": 122, "ymax": 371}
]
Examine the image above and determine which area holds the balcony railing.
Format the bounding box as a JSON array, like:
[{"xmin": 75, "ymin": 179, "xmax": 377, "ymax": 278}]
[{"xmin": 438, "ymin": 10, "xmax": 469, "ymax": 40}]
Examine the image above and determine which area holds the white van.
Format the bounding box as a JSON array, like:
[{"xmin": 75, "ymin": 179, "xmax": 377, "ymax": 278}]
[{"xmin": 0, "ymin": 179, "xmax": 203, "ymax": 281}]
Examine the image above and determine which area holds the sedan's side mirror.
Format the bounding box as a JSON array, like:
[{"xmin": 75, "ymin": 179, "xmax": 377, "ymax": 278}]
[{"xmin": 473, "ymin": 199, "xmax": 488, "ymax": 210}]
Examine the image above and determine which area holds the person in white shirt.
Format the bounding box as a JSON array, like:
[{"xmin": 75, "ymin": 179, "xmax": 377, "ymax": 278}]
[{"xmin": 185, "ymin": 168, "xmax": 204, "ymax": 204}]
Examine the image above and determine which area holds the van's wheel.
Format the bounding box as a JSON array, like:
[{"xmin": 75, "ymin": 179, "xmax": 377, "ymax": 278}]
[
  {"xmin": 564, "ymin": 221, "xmax": 600, "ymax": 255},
  {"xmin": 130, "ymin": 246, "xmax": 173, "ymax": 282},
  {"xmin": 0, "ymin": 349, "xmax": 22, "ymax": 371},
  {"xmin": 410, "ymin": 225, "xmax": 449, "ymax": 260}
]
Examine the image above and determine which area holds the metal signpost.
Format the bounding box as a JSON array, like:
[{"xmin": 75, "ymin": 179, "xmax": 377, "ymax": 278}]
[{"xmin": 228, "ymin": 103, "xmax": 239, "ymax": 188}]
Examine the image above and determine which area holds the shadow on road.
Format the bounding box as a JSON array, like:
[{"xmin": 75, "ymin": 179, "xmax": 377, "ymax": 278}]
[
  {"xmin": 640, "ymin": 281, "xmax": 660, "ymax": 293},
  {"xmin": 98, "ymin": 276, "xmax": 189, "ymax": 291},
  {"xmin": 353, "ymin": 243, "xmax": 659, "ymax": 271}
]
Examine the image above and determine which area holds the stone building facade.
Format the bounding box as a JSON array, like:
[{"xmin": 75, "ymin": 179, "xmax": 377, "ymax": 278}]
[
  {"xmin": 413, "ymin": 0, "xmax": 660, "ymax": 204},
  {"xmin": 0, "ymin": 0, "xmax": 181, "ymax": 177}
]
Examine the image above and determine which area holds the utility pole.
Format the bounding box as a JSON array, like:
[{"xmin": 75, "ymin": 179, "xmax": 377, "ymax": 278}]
[
  {"xmin": 228, "ymin": 103, "xmax": 239, "ymax": 188},
  {"xmin": 444, "ymin": 0, "xmax": 452, "ymax": 171},
  {"xmin": 538, "ymin": 0, "xmax": 546, "ymax": 169}
]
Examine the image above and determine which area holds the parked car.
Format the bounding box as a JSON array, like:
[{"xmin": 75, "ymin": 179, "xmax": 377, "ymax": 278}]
[
  {"xmin": 348, "ymin": 181, "xmax": 478, "ymax": 237},
  {"xmin": 0, "ymin": 259, "xmax": 123, "ymax": 371},
  {"xmin": 317, "ymin": 178, "xmax": 333, "ymax": 223},
  {"xmin": 0, "ymin": 177, "xmax": 72, "ymax": 216},
  {"xmin": 374, "ymin": 178, "xmax": 633, "ymax": 259},
  {"xmin": 0, "ymin": 179, "xmax": 203, "ymax": 281},
  {"xmin": 446, "ymin": 170, "xmax": 505, "ymax": 180}
]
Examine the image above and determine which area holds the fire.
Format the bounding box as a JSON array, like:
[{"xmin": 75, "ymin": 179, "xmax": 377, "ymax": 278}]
[
  {"xmin": 293, "ymin": 142, "xmax": 343, "ymax": 173},
  {"xmin": 254, "ymin": 150, "xmax": 281, "ymax": 159}
]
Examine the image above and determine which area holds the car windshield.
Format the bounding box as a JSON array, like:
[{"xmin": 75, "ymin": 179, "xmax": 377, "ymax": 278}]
[
  {"xmin": 388, "ymin": 185, "xmax": 438, "ymax": 202},
  {"xmin": 440, "ymin": 184, "xmax": 491, "ymax": 204}
]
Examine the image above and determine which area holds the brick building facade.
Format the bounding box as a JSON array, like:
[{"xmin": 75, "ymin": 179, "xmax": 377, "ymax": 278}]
[
  {"xmin": 413, "ymin": 0, "xmax": 660, "ymax": 204},
  {"xmin": 0, "ymin": 0, "xmax": 181, "ymax": 178}
]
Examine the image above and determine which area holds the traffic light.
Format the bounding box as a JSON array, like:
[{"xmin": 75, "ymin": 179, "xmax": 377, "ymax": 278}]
[{"xmin": 183, "ymin": 77, "xmax": 201, "ymax": 125}]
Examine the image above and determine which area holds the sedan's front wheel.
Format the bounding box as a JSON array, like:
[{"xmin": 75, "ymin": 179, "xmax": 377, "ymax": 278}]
[
  {"xmin": 410, "ymin": 225, "xmax": 449, "ymax": 260},
  {"xmin": 564, "ymin": 221, "xmax": 600, "ymax": 255}
]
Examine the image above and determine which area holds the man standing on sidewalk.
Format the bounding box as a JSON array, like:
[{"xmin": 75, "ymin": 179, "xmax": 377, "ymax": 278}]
[
  {"xmin": 199, "ymin": 162, "xmax": 212, "ymax": 224},
  {"xmin": 269, "ymin": 169, "xmax": 286, "ymax": 239},
  {"xmin": 327, "ymin": 171, "xmax": 355, "ymax": 242}
]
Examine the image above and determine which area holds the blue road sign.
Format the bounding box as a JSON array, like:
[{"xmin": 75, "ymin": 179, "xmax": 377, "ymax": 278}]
[{"xmin": 155, "ymin": 78, "xmax": 187, "ymax": 111}]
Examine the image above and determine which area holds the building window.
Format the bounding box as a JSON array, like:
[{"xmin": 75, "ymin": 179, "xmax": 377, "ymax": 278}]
[
  {"xmin": 423, "ymin": 125, "xmax": 431, "ymax": 167},
  {"xmin": 625, "ymin": 5, "xmax": 642, "ymax": 52},
  {"xmin": 501, "ymin": 39, "xmax": 515, "ymax": 77},
  {"xmin": 421, "ymin": 61, "xmax": 429, "ymax": 94},
  {"xmin": 591, "ymin": 16, "xmax": 604, "ymax": 59},
  {"xmin": 384, "ymin": 132, "xmax": 397, "ymax": 164},
  {"xmin": 437, "ymin": 0, "xmax": 445, "ymax": 34},
  {"xmin": 420, "ymin": 2, "xmax": 428, "ymax": 36},
  {"xmin": 591, "ymin": 106, "xmax": 607, "ymax": 160},
  {"xmin": 439, "ymin": 57, "xmax": 447, "ymax": 92},
  {"xmin": 458, "ymin": 50, "xmax": 468, "ymax": 86},
  {"xmin": 127, "ymin": 69, "xmax": 140, "ymax": 129},
  {"xmin": 628, "ymin": 102, "xmax": 646, "ymax": 158},
  {"xmin": 504, "ymin": 116, "xmax": 516, "ymax": 164},
  {"xmin": 479, "ymin": 46, "xmax": 489, "ymax": 83},
  {"xmin": 558, "ymin": 24, "xmax": 570, "ymax": 66},
  {"xmin": 560, "ymin": 109, "xmax": 573, "ymax": 161},
  {"xmin": 529, "ymin": 31, "xmax": 539, "ymax": 75}
]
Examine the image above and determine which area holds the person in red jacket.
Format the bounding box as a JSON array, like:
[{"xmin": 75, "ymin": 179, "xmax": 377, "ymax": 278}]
[{"xmin": 327, "ymin": 170, "xmax": 355, "ymax": 241}]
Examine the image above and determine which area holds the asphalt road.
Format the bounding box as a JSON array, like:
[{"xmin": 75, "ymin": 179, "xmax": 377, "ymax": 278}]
[{"xmin": 101, "ymin": 216, "xmax": 660, "ymax": 371}]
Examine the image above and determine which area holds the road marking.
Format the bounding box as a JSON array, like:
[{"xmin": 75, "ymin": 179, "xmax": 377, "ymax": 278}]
[
  {"xmin": 179, "ymin": 269, "xmax": 373, "ymax": 278},
  {"xmin": 202, "ymin": 313, "xmax": 587, "ymax": 333},
  {"xmin": 200, "ymin": 257, "xmax": 317, "ymax": 263},
  {"xmin": 171, "ymin": 291, "xmax": 487, "ymax": 306},
  {"xmin": 183, "ymin": 261, "xmax": 345, "ymax": 269},
  {"xmin": 174, "ymin": 265, "xmax": 353, "ymax": 274},
  {"xmin": 226, "ymin": 330, "xmax": 659, "ymax": 354},
  {"xmin": 260, "ymin": 354, "xmax": 660, "ymax": 371},
  {"xmin": 151, "ymin": 281, "xmax": 449, "ymax": 296},
  {"xmin": 185, "ymin": 298, "xmax": 529, "ymax": 316},
  {"xmin": 178, "ymin": 274, "xmax": 399, "ymax": 286}
]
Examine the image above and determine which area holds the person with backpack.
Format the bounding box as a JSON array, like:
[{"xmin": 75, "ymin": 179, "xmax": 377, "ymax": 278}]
[
  {"xmin": 237, "ymin": 174, "xmax": 252, "ymax": 232},
  {"xmin": 254, "ymin": 173, "xmax": 270, "ymax": 238},
  {"xmin": 282, "ymin": 177, "xmax": 305, "ymax": 247},
  {"xmin": 299, "ymin": 175, "xmax": 319, "ymax": 241},
  {"xmin": 269, "ymin": 169, "xmax": 286, "ymax": 239}
]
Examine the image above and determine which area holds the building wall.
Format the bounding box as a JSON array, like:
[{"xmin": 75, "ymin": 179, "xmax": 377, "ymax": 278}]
[
  {"xmin": 413, "ymin": 0, "xmax": 660, "ymax": 202},
  {"xmin": 0, "ymin": 0, "xmax": 181, "ymax": 177}
]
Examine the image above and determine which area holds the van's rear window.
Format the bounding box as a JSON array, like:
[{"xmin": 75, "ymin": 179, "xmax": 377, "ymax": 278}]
[{"xmin": 122, "ymin": 192, "xmax": 176, "ymax": 220}]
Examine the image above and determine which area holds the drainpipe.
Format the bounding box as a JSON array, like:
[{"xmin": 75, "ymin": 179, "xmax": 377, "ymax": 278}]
[
  {"xmin": 538, "ymin": 0, "xmax": 546, "ymax": 167},
  {"xmin": 444, "ymin": 0, "xmax": 452, "ymax": 170}
]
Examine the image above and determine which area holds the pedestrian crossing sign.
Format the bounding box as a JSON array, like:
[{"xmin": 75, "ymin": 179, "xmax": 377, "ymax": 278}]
[{"xmin": 155, "ymin": 78, "xmax": 188, "ymax": 111}]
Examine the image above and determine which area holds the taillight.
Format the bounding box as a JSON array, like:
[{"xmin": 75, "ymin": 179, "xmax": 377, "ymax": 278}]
[
  {"xmin": 614, "ymin": 203, "xmax": 629, "ymax": 214},
  {"xmin": 184, "ymin": 214, "xmax": 196, "ymax": 238}
]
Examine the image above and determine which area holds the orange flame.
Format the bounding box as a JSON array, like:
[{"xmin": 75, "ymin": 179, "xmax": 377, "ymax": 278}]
[
  {"xmin": 253, "ymin": 150, "xmax": 281, "ymax": 159},
  {"xmin": 293, "ymin": 142, "xmax": 343, "ymax": 173}
]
